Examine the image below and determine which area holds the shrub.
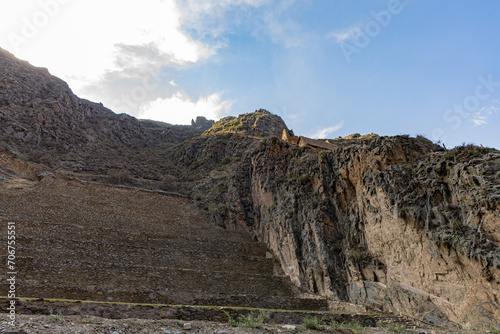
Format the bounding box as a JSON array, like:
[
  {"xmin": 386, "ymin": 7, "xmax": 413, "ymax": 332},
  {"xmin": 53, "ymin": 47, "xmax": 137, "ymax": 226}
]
[
  {"xmin": 380, "ymin": 321, "xmax": 406, "ymax": 333},
  {"xmin": 302, "ymin": 316, "xmax": 323, "ymax": 330},
  {"xmin": 160, "ymin": 174, "xmax": 178, "ymax": 191},
  {"xmin": 330, "ymin": 321, "xmax": 367, "ymax": 333},
  {"xmin": 225, "ymin": 310, "xmax": 265, "ymax": 328},
  {"xmin": 107, "ymin": 169, "xmax": 132, "ymax": 184},
  {"xmin": 443, "ymin": 144, "xmax": 496, "ymax": 162},
  {"xmin": 47, "ymin": 314, "xmax": 67, "ymax": 325},
  {"xmin": 238, "ymin": 311, "xmax": 265, "ymax": 328}
]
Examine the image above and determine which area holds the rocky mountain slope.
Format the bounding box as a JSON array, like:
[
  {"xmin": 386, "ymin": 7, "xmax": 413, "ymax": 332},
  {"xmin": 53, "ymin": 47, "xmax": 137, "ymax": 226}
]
[
  {"xmin": 0, "ymin": 153, "xmax": 327, "ymax": 312},
  {"xmin": 0, "ymin": 48, "xmax": 156, "ymax": 153},
  {"xmin": 1, "ymin": 47, "xmax": 499, "ymax": 330},
  {"xmin": 171, "ymin": 131, "xmax": 500, "ymax": 329},
  {"xmin": 0, "ymin": 47, "xmax": 206, "ymax": 179}
]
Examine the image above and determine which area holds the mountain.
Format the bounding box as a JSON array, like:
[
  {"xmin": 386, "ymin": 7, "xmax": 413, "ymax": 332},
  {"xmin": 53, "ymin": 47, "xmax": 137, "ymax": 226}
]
[
  {"xmin": 0, "ymin": 47, "xmax": 209, "ymax": 181},
  {"xmin": 1, "ymin": 47, "xmax": 499, "ymax": 330}
]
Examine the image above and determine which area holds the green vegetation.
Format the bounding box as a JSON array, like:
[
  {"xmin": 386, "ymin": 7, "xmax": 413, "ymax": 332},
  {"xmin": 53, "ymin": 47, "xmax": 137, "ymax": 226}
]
[
  {"xmin": 443, "ymin": 143, "xmax": 496, "ymax": 162},
  {"xmin": 226, "ymin": 312, "xmax": 240, "ymax": 327},
  {"xmin": 203, "ymin": 109, "xmax": 279, "ymax": 136},
  {"xmin": 380, "ymin": 321, "xmax": 406, "ymax": 333},
  {"xmin": 334, "ymin": 132, "xmax": 379, "ymax": 140},
  {"xmin": 302, "ymin": 316, "xmax": 323, "ymax": 330},
  {"xmin": 47, "ymin": 314, "xmax": 67, "ymax": 325},
  {"xmin": 330, "ymin": 321, "xmax": 367, "ymax": 333},
  {"xmin": 79, "ymin": 317, "xmax": 95, "ymax": 324},
  {"xmin": 225, "ymin": 310, "xmax": 266, "ymax": 328},
  {"xmin": 238, "ymin": 311, "xmax": 266, "ymax": 328}
]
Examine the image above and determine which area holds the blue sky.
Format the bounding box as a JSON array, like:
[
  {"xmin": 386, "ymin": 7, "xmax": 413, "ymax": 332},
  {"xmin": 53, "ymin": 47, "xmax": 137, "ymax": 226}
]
[{"xmin": 1, "ymin": 0, "xmax": 499, "ymax": 148}]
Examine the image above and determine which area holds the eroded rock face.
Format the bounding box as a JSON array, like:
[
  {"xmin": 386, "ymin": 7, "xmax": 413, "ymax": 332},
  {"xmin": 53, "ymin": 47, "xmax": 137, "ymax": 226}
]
[{"xmin": 188, "ymin": 135, "xmax": 500, "ymax": 328}]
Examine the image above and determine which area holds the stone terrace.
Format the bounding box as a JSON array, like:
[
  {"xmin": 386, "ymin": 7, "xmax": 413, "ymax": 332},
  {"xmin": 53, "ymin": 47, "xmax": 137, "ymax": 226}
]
[{"xmin": 0, "ymin": 163, "xmax": 327, "ymax": 311}]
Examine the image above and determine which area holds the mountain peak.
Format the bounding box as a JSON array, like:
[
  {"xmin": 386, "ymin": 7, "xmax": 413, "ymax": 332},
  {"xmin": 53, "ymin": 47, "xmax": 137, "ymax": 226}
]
[{"xmin": 203, "ymin": 109, "xmax": 288, "ymax": 137}]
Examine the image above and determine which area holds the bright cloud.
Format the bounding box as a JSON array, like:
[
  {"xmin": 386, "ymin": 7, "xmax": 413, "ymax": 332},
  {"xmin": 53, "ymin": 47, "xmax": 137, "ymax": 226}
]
[
  {"xmin": 140, "ymin": 91, "xmax": 233, "ymax": 125},
  {"xmin": 310, "ymin": 122, "xmax": 344, "ymax": 138},
  {"xmin": 0, "ymin": 1, "xmax": 210, "ymax": 91},
  {"xmin": 470, "ymin": 105, "xmax": 498, "ymax": 127},
  {"xmin": 178, "ymin": 0, "xmax": 308, "ymax": 48},
  {"xmin": 0, "ymin": 0, "xmax": 239, "ymax": 123},
  {"xmin": 479, "ymin": 105, "xmax": 499, "ymax": 115},
  {"xmin": 328, "ymin": 23, "xmax": 363, "ymax": 44},
  {"xmin": 1, "ymin": 0, "xmax": 320, "ymax": 125},
  {"xmin": 471, "ymin": 115, "xmax": 487, "ymax": 126},
  {"xmin": 1, "ymin": 0, "xmax": 292, "ymax": 123}
]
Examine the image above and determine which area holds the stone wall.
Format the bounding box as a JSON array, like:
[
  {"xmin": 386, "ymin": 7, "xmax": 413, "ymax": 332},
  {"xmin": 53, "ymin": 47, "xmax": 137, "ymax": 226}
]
[{"xmin": 1, "ymin": 298, "xmax": 379, "ymax": 327}]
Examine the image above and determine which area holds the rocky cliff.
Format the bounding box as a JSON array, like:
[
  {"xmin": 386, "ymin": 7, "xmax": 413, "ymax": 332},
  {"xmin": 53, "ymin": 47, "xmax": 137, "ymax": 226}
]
[{"xmin": 180, "ymin": 132, "xmax": 500, "ymax": 329}]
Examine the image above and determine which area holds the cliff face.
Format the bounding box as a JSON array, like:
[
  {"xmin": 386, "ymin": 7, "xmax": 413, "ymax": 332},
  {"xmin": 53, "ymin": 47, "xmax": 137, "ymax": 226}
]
[{"xmin": 185, "ymin": 134, "xmax": 500, "ymax": 328}]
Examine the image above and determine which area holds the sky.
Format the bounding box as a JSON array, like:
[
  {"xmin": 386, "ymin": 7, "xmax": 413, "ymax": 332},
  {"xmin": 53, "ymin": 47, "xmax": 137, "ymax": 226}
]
[{"xmin": 1, "ymin": 0, "xmax": 499, "ymax": 149}]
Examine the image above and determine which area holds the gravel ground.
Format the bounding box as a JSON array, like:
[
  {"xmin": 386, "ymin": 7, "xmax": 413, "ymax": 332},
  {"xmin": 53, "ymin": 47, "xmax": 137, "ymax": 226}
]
[
  {"xmin": 1, "ymin": 314, "xmax": 490, "ymax": 334},
  {"xmin": 2, "ymin": 314, "xmax": 326, "ymax": 333}
]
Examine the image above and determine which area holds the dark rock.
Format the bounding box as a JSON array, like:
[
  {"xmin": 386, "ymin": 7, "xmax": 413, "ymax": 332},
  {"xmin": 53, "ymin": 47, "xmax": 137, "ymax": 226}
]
[{"xmin": 35, "ymin": 172, "xmax": 56, "ymax": 181}]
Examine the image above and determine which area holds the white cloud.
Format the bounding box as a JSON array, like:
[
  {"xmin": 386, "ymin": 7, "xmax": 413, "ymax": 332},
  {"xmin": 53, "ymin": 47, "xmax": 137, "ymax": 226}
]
[
  {"xmin": 140, "ymin": 91, "xmax": 233, "ymax": 125},
  {"xmin": 263, "ymin": 12, "xmax": 308, "ymax": 48},
  {"xmin": 0, "ymin": 0, "xmax": 227, "ymax": 122},
  {"xmin": 470, "ymin": 105, "xmax": 498, "ymax": 127},
  {"xmin": 327, "ymin": 23, "xmax": 363, "ymax": 44},
  {"xmin": 0, "ymin": 0, "xmax": 309, "ymax": 123},
  {"xmin": 179, "ymin": 0, "xmax": 309, "ymax": 48},
  {"xmin": 479, "ymin": 105, "xmax": 498, "ymax": 115},
  {"xmin": 471, "ymin": 117, "xmax": 487, "ymax": 127},
  {"xmin": 310, "ymin": 122, "xmax": 344, "ymax": 138},
  {"xmin": 0, "ymin": 1, "xmax": 210, "ymax": 93}
]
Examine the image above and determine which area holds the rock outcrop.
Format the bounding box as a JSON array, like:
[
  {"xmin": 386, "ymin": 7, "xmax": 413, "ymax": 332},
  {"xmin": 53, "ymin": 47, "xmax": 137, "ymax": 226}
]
[
  {"xmin": 203, "ymin": 109, "xmax": 288, "ymax": 138},
  {"xmin": 141, "ymin": 116, "xmax": 214, "ymax": 143},
  {"xmin": 185, "ymin": 134, "xmax": 500, "ymax": 329}
]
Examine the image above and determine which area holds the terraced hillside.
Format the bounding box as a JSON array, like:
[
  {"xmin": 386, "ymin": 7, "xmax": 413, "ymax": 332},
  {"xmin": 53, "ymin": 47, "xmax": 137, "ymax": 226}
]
[{"xmin": 0, "ymin": 153, "xmax": 326, "ymax": 311}]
